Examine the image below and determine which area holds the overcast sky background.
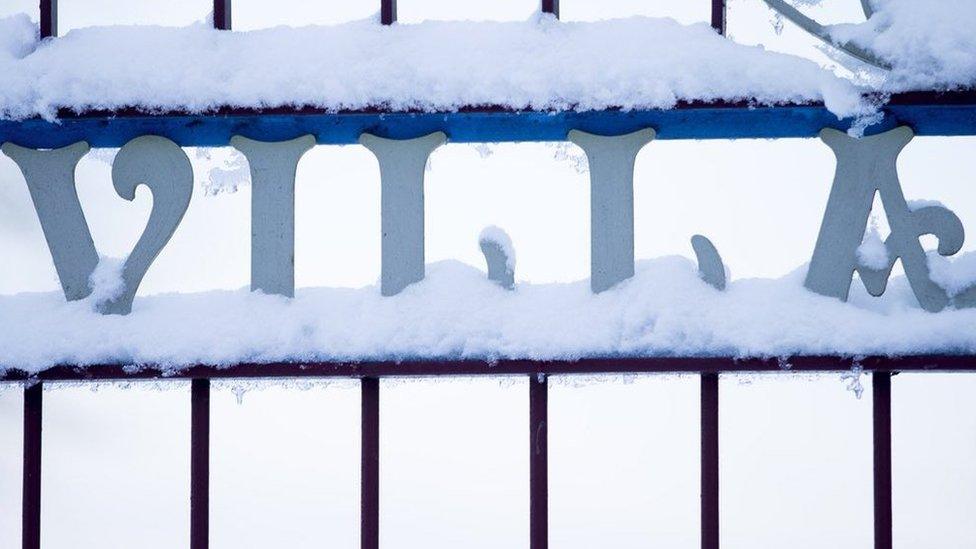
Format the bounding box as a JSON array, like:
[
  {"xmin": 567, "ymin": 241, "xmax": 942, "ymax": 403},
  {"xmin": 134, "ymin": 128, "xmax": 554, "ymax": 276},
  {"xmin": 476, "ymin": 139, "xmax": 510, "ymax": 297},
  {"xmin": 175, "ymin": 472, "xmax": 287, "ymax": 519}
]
[{"xmin": 1, "ymin": 1, "xmax": 975, "ymax": 548}]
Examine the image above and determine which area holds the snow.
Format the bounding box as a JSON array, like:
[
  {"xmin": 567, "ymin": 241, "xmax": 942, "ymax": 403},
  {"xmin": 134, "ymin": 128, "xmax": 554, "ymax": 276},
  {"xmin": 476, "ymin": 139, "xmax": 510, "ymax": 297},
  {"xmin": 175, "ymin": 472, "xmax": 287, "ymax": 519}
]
[
  {"xmin": 87, "ymin": 256, "xmax": 125, "ymax": 306},
  {"xmin": 828, "ymin": 0, "xmax": 976, "ymax": 91},
  {"xmin": 1, "ymin": 257, "xmax": 975, "ymax": 374},
  {"xmin": 0, "ymin": 13, "xmax": 35, "ymax": 61},
  {"xmin": 193, "ymin": 147, "xmax": 250, "ymax": 195},
  {"xmin": 856, "ymin": 224, "xmax": 889, "ymax": 270},
  {"xmin": 927, "ymin": 250, "xmax": 976, "ymax": 297},
  {"xmin": 0, "ymin": 4, "xmax": 970, "ymax": 122},
  {"xmin": 0, "ymin": 14, "xmax": 870, "ymax": 121},
  {"xmin": 840, "ymin": 364, "xmax": 864, "ymax": 399},
  {"xmin": 907, "ymin": 198, "xmax": 945, "ymax": 212},
  {"xmin": 478, "ymin": 226, "xmax": 516, "ymax": 271}
]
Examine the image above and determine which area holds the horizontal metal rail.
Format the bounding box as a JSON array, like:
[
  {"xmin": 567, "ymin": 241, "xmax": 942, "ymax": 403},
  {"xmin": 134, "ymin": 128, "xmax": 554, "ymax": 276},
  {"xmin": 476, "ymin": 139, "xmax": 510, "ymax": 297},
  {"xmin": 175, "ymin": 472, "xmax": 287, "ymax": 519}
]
[
  {"xmin": 3, "ymin": 354, "xmax": 973, "ymax": 382},
  {"xmin": 16, "ymin": 357, "xmax": 970, "ymax": 549},
  {"xmin": 3, "ymin": 92, "xmax": 975, "ymax": 148}
]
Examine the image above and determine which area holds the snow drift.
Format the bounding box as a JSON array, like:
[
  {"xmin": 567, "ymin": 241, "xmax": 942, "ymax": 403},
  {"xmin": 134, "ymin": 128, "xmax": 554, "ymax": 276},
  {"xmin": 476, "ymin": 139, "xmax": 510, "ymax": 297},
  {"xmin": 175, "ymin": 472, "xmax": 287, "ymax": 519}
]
[
  {"xmin": 1, "ymin": 258, "xmax": 974, "ymax": 374},
  {"xmin": 0, "ymin": 14, "xmax": 868, "ymax": 120}
]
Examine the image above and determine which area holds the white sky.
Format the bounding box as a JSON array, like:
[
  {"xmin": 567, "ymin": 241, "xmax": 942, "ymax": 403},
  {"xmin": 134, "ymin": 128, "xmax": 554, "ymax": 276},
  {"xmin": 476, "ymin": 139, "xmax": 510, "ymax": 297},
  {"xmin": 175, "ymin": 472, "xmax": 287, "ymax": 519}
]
[{"xmin": 0, "ymin": 1, "xmax": 975, "ymax": 548}]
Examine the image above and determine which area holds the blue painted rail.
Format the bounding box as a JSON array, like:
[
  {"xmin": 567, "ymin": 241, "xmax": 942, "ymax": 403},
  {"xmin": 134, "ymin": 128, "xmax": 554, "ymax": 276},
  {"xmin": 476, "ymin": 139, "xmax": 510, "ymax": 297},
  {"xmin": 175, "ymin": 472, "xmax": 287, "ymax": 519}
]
[{"xmin": 2, "ymin": 92, "xmax": 975, "ymax": 149}]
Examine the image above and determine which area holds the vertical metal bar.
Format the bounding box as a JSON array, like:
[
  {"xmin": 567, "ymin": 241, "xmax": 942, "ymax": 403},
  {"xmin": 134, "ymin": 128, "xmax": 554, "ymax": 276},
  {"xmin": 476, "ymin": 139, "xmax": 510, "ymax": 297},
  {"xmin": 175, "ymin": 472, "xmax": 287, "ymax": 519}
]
[
  {"xmin": 530, "ymin": 374, "xmax": 548, "ymax": 549},
  {"xmin": 873, "ymin": 373, "xmax": 893, "ymax": 549},
  {"xmin": 381, "ymin": 0, "xmax": 397, "ymax": 25},
  {"xmin": 541, "ymin": 0, "xmax": 559, "ymax": 19},
  {"xmin": 191, "ymin": 379, "xmax": 210, "ymax": 549},
  {"xmin": 711, "ymin": 0, "xmax": 726, "ymax": 35},
  {"xmin": 22, "ymin": 383, "xmax": 42, "ymax": 549},
  {"xmin": 361, "ymin": 377, "xmax": 380, "ymax": 549},
  {"xmin": 213, "ymin": 0, "xmax": 231, "ymax": 30},
  {"xmin": 701, "ymin": 373, "xmax": 720, "ymax": 549},
  {"xmin": 39, "ymin": 0, "xmax": 57, "ymax": 39}
]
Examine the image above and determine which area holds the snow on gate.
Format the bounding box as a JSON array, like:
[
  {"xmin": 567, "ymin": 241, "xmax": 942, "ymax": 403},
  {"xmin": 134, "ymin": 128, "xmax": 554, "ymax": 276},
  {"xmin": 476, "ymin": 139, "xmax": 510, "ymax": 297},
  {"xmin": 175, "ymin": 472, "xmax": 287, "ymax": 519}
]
[{"xmin": 2, "ymin": 1, "xmax": 976, "ymax": 548}]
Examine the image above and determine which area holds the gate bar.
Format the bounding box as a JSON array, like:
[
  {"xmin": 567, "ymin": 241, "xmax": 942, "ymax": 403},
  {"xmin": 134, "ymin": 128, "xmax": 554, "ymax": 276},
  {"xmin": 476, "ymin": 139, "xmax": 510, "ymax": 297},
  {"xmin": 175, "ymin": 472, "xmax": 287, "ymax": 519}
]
[
  {"xmin": 530, "ymin": 374, "xmax": 548, "ymax": 549},
  {"xmin": 22, "ymin": 382, "xmax": 42, "ymax": 549},
  {"xmin": 191, "ymin": 379, "xmax": 210, "ymax": 549},
  {"xmin": 361, "ymin": 377, "xmax": 380, "ymax": 549},
  {"xmin": 701, "ymin": 373, "xmax": 720, "ymax": 549},
  {"xmin": 39, "ymin": 0, "xmax": 57, "ymax": 38},
  {"xmin": 541, "ymin": 0, "xmax": 559, "ymax": 19},
  {"xmin": 381, "ymin": 0, "xmax": 396, "ymax": 25},
  {"xmin": 711, "ymin": 0, "xmax": 727, "ymax": 35},
  {"xmin": 213, "ymin": 0, "xmax": 231, "ymax": 31},
  {"xmin": 873, "ymin": 373, "xmax": 892, "ymax": 549}
]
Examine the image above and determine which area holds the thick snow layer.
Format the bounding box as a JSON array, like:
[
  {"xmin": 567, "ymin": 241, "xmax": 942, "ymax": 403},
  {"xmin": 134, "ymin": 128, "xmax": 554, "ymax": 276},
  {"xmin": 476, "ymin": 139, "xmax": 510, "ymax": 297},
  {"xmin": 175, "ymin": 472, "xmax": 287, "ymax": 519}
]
[
  {"xmin": 0, "ymin": 13, "xmax": 35, "ymax": 61},
  {"xmin": 928, "ymin": 251, "xmax": 976, "ymax": 297},
  {"xmin": 1, "ymin": 258, "xmax": 974, "ymax": 374},
  {"xmin": 829, "ymin": 0, "xmax": 976, "ymax": 90},
  {"xmin": 0, "ymin": 14, "xmax": 870, "ymax": 120}
]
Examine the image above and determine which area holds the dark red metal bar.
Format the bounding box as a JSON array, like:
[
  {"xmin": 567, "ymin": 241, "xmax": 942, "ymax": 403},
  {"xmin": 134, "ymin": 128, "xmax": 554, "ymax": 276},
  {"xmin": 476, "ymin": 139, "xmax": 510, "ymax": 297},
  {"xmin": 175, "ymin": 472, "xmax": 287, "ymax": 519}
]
[
  {"xmin": 191, "ymin": 379, "xmax": 210, "ymax": 549},
  {"xmin": 22, "ymin": 383, "xmax": 42, "ymax": 549},
  {"xmin": 381, "ymin": 0, "xmax": 396, "ymax": 25},
  {"xmin": 213, "ymin": 0, "xmax": 231, "ymax": 31},
  {"xmin": 701, "ymin": 373, "xmax": 719, "ymax": 549},
  {"xmin": 361, "ymin": 378, "xmax": 380, "ymax": 549},
  {"xmin": 32, "ymin": 90, "xmax": 976, "ymax": 119},
  {"xmin": 711, "ymin": 0, "xmax": 726, "ymax": 35},
  {"xmin": 39, "ymin": 0, "xmax": 57, "ymax": 38},
  {"xmin": 3, "ymin": 355, "xmax": 972, "ymax": 383},
  {"xmin": 541, "ymin": 0, "xmax": 559, "ymax": 19},
  {"xmin": 530, "ymin": 375, "xmax": 548, "ymax": 549},
  {"xmin": 873, "ymin": 373, "xmax": 892, "ymax": 549}
]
